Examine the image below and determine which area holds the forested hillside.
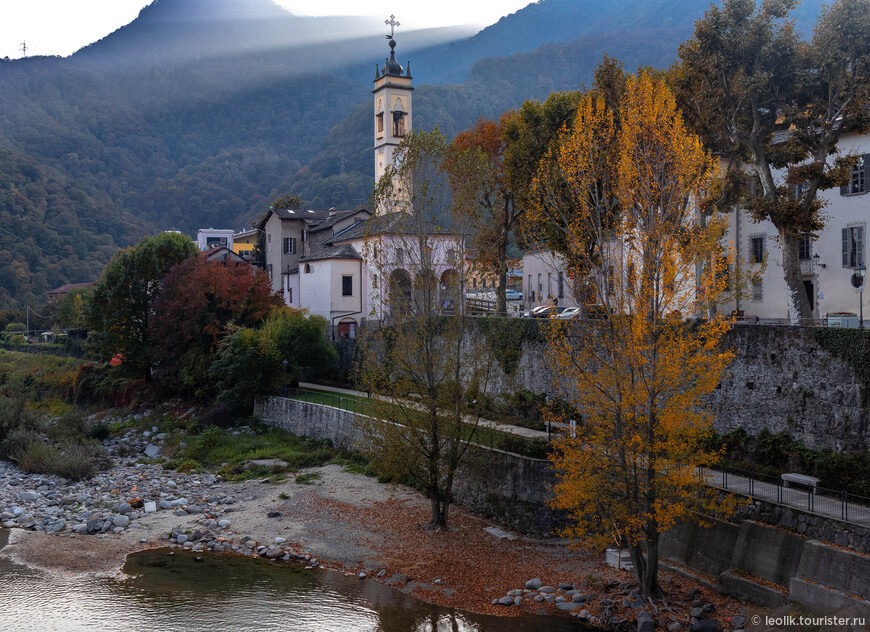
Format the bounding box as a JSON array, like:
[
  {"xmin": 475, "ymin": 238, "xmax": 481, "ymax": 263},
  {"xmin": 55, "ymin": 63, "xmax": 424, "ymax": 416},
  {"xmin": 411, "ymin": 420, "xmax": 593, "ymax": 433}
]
[{"xmin": 0, "ymin": 0, "xmax": 826, "ymax": 305}]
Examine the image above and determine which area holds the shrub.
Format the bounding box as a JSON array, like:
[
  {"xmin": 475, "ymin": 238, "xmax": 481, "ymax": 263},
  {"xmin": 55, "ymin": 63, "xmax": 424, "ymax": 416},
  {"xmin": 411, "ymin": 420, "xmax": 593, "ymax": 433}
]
[
  {"xmin": 14, "ymin": 440, "xmax": 55, "ymax": 474},
  {"xmin": 51, "ymin": 442, "xmax": 100, "ymax": 481},
  {"xmin": 87, "ymin": 423, "xmax": 111, "ymax": 441},
  {"xmin": 1, "ymin": 428, "xmax": 42, "ymax": 461}
]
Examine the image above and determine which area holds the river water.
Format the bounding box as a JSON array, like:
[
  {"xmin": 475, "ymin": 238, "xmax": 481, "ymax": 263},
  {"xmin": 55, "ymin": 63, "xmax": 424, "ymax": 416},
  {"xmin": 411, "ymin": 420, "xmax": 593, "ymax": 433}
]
[{"xmin": 0, "ymin": 530, "xmax": 586, "ymax": 632}]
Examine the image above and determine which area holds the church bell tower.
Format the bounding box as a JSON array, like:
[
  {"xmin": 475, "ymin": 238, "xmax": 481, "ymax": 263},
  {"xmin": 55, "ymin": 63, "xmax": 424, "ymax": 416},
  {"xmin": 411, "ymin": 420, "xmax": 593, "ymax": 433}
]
[{"xmin": 373, "ymin": 15, "xmax": 413, "ymax": 190}]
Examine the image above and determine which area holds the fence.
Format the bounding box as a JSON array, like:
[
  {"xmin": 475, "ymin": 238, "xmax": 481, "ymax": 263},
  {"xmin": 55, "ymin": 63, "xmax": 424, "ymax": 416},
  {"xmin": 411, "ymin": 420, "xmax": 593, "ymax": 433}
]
[
  {"xmin": 280, "ymin": 386, "xmax": 369, "ymax": 415},
  {"xmin": 699, "ymin": 464, "xmax": 870, "ymax": 526}
]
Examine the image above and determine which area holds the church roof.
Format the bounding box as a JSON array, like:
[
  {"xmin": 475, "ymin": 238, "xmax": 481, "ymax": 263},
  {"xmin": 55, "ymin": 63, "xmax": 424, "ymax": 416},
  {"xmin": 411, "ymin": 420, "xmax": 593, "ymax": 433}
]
[
  {"xmin": 307, "ymin": 208, "xmax": 369, "ymax": 234},
  {"xmin": 327, "ymin": 212, "xmax": 456, "ymax": 244}
]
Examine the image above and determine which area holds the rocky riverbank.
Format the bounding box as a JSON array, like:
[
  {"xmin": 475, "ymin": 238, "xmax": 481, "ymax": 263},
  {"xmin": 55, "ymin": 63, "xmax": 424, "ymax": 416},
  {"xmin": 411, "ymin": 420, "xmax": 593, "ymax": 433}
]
[{"xmin": 0, "ymin": 417, "xmax": 748, "ymax": 630}]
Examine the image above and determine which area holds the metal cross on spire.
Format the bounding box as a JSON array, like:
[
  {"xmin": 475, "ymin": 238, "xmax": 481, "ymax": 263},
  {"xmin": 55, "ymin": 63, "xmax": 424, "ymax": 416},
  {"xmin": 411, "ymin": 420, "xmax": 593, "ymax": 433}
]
[{"xmin": 385, "ymin": 14, "xmax": 400, "ymax": 39}]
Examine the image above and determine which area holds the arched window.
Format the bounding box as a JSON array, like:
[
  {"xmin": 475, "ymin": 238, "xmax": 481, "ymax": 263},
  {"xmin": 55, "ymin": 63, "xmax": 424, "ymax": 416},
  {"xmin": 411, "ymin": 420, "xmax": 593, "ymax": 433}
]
[
  {"xmin": 376, "ymin": 99, "xmax": 385, "ymax": 137},
  {"xmin": 392, "ymin": 98, "xmax": 406, "ymax": 137},
  {"xmin": 304, "ymin": 264, "xmax": 311, "ymax": 274}
]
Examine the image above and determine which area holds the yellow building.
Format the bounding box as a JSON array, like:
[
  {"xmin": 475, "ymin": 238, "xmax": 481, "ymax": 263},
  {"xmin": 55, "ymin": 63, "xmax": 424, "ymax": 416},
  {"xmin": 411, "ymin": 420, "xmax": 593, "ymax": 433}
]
[{"xmin": 233, "ymin": 228, "xmax": 260, "ymax": 258}]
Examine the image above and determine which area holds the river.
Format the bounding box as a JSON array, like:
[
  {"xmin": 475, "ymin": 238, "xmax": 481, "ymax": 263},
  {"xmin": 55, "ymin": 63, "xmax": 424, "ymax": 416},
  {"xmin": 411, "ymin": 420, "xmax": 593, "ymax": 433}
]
[{"xmin": 0, "ymin": 530, "xmax": 588, "ymax": 631}]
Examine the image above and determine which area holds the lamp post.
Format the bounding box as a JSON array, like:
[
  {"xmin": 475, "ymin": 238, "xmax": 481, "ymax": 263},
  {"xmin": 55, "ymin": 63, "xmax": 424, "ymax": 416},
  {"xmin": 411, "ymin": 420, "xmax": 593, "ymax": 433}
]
[
  {"xmin": 857, "ymin": 266, "xmax": 867, "ymax": 329},
  {"xmin": 282, "ymin": 359, "xmax": 288, "ymax": 395}
]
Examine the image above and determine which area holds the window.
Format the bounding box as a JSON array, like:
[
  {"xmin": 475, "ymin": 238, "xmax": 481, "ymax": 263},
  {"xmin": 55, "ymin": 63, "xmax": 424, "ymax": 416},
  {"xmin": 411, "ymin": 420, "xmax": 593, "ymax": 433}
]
[
  {"xmin": 798, "ymin": 234, "xmax": 812, "ymax": 260},
  {"xmin": 547, "ymin": 273, "xmax": 552, "ymax": 297},
  {"xmin": 392, "ymin": 111, "xmax": 406, "ymax": 137},
  {"xmin": 751, "ymin": 278, "xmax": 763, "ymax": 302},
  {"xmin": 342, "ymin": 275, "xmax": 353, "ymax": 296},
  {"xmin": 537, "ymin": 274, "xmax": 542, "ymax": 294},
  {"xmin": 843, "ymin": 155, "xmax": 867, "ymax": 195},
  {"xmin": 472, "ymin": 278, "xmax": 477, "ymax": 289},
  {"xmin": 376, "ymin": 112, "xmax": 384, "ymax": 135},
  {"xmin": 267, "ymin": 233, "xmax": 271, "ymax": 244},
  {"xmin": 842, "ymin": 225, "xmax": 865, "ymax": 268},
  {"xmin": 267, "ymin": 264, "xmax": 273, "ymax": 279},
  {"xmin": 447, "ymin": 249, "xmax": 455, "ymax": 265},
  {"xmin": 558, "ymin": 271, "xmax": 564, "ymax": 299},
  {"xmin": 750, "ymin": 236, "xmax": 765, "ymax": 264},
  {"xmin": 283, "ymin": 237, "xmax": 296, "ymax": 255},
  {"xmin": 304, "ymin": 263, "xmax": 311, "ymax": 274},
  {"xmin": 395, "ymin": 248, "xmax": 404, "ymax": 265}
]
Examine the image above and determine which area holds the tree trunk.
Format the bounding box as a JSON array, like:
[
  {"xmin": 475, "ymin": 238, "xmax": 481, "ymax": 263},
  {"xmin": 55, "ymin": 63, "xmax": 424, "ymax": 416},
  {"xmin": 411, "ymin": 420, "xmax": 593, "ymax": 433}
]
[
  {"xmin": 496, "ymin": 241, "xmax": 508, "ymax": 316},
  {"xmin": 777, "ymin": 227, "xmax": 813, "ymax": 324}
]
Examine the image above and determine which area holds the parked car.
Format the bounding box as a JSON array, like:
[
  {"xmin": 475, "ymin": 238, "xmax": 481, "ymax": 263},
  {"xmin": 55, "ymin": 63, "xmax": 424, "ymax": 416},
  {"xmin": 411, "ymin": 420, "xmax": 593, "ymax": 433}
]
[
  {"xmin": 504, "ymin": 289, "xmax": 522, "ymax": 301},
  {"xmin": 523, "ymin": 305, "xmax": 551, "ymax": 318},
  {"xmin": 556, "ymin": 306, "xmax": 581, "ymax": 319}
]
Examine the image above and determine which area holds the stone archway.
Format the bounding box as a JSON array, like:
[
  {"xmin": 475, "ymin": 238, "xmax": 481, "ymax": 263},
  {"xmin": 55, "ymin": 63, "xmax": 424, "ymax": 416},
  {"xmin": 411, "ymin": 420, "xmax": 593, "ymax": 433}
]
[
  {"xmin": 440, "ymin": 269, "xmax": 460, "ymax": 312},
  {"xmin": 389, "ymin": 268, "xmax": 412, "ymax": 314}
]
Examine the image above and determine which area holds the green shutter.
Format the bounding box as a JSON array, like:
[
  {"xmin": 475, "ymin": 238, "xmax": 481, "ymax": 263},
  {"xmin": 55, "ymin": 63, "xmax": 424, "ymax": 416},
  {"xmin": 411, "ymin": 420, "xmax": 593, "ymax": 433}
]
[{"xmin": 843, "ymin": 228, "xmax": 850, "ymax": 267}]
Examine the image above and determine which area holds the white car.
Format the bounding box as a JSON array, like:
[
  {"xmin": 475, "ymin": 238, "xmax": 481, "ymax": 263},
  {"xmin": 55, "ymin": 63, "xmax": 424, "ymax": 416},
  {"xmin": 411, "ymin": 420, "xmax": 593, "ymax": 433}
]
[
  {"xmin": 556, "ymin": 307, "xmax": 581, "ymax": 319},
  {"xmin": 504, "ymin": 289, "xmax": 522, "ymax": 301}
]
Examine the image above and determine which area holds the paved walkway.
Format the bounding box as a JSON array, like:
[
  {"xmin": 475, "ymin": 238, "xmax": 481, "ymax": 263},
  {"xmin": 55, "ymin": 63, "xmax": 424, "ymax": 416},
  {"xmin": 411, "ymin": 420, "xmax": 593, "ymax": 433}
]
[
  {"xmin": 699, "ymin": 467, "xmax": 870, "ymax": 527},
  {"xmin": 296, "ymin": 383, "xmax": 870, "ymax": 528},
  {"xmin": 297, "ymin": 382, "xmax": 550, "ymax": 440}
]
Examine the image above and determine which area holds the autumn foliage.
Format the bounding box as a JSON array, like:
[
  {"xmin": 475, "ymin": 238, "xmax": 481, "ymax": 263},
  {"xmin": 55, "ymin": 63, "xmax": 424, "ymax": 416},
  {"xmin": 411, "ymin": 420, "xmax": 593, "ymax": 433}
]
[
  {"xmin": 150, "ymin": 256, "xmax": 281, "ymax": 393},
  {"xmin": 540, "ymin": 73, "xmax": 736, "ymax": 598}
]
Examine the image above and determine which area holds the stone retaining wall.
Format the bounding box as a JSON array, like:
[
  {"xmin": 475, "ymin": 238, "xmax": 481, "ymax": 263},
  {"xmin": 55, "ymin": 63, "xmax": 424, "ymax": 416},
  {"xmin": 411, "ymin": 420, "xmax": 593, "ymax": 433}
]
[
  {"xmin": 448, "ymin": 325, "xmax": 870, "ymax": 451},
  {"xmin": 254, "ymin": 396, "xmax": 566, "ymax": 536}
]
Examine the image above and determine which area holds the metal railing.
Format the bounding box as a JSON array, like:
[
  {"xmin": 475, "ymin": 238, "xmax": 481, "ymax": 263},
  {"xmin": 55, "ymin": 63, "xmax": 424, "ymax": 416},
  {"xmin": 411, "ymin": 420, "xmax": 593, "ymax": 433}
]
[
  {"xmin": 699, "ymin": 464, "xmax": 870, "ymax": 526},
  {"xmin": 280, "ymin": 386, "xmax": 370, "ymax": 415}
]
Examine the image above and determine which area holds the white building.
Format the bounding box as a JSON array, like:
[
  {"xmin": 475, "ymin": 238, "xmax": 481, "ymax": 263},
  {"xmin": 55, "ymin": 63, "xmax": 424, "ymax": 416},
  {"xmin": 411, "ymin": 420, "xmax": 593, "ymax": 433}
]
[
  {"xmin": 723, "ymin": 134, "xmax": 870, "ymax": 322},
  {"xmin": 521, "ymin": 250, "xmax": 578, "ymax": 309},
  {"xmin": 196, "ymin": 228, "xmax": 234, "ymax": 251}
]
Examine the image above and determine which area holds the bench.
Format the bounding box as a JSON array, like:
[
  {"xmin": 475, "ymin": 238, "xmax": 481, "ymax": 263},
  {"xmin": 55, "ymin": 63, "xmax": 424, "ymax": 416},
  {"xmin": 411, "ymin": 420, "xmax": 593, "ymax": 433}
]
[{"xmin": 781, "ymin": 473, "xmax": 820, "ymax": 492}]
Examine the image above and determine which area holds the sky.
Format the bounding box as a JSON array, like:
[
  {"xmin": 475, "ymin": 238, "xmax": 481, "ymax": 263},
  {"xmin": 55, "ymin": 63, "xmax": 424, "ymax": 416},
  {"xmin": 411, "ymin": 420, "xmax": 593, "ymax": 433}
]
[{"xmin": 0, "ymin": 0, "xmax": 532, "ymax": 60}]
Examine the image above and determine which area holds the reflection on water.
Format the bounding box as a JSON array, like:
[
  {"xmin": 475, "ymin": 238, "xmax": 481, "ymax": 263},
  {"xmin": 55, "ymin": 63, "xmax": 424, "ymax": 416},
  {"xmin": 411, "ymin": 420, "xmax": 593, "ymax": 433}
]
[{"xmin": 0, "ymin": 530, "xmax": 585, "ymax": 632}]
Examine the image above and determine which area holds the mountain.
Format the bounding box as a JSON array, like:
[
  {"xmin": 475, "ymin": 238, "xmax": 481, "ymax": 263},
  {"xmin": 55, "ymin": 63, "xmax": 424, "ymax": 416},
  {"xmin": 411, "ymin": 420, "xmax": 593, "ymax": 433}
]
[{"xmin": 0, "ymin": 0, "xmax": 828, "ymax": 305}]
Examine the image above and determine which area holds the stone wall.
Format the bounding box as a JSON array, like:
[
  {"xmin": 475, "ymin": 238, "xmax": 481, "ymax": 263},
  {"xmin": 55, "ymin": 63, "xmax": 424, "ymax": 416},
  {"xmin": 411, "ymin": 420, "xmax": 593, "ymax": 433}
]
[
  {"xmin": 467, "ymin": 325, "xmax": 870, "ymax": 451},
  {"xmin": 254, "ymin": 396, "xmax": 565, "ymax": 536}
]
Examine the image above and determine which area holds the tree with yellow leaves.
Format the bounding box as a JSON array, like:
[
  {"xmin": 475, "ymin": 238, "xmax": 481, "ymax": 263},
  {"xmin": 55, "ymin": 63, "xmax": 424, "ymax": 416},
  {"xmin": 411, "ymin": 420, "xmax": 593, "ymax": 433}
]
[{"xmin": 541, "ymin": 73, "xmax": 736, "ymax": 599}]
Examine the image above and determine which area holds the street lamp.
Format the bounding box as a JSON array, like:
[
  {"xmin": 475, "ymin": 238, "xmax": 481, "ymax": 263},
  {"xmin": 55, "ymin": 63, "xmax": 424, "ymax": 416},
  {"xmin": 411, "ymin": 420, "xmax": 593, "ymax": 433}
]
[
  {"xmin": 282, "ymin": 359, "xmax": 289, "ymax": 395},
  {"xmin": 854, "ymin": 266, "xmax": 867, "ymax": 329}
]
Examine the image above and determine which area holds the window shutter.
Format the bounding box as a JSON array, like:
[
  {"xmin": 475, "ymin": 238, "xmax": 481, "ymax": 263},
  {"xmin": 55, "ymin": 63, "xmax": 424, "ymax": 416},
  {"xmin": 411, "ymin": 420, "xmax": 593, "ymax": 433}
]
[
  {"xmin": 859, "ymin": 226, "xmax": 865, "ymax": 267},
  {"xmin": 863, "ymin": 154, "xmax": 870, "ymax": 192},
  {"xmin": 843, "ymin": 228, "xmax": 849, "ymax": 267}
]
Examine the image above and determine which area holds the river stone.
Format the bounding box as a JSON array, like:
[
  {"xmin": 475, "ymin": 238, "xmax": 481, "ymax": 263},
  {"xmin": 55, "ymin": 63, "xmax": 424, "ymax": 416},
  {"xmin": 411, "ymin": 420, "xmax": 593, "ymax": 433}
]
[
  {"xmin": 48, "ymin": 521, "xmax": 65, "ymax": 532},
  {"xmin": 637, "ymin": 610, "xmax": 654, "ymax": 632},
  {"xmin": 513, "ymin": 596, "xmax": 523, "ymax": 606},
  {"xmin": 118, "ymin": 503, "xmax": 132, "ymax": 515},
  {"xmin": 175, "ymin": 509, "xmax": 188, "ymax": 517},
  {"xmin": 690, "ymin": 608, "xmax": 705, "ymax": 619},
  {"xmin": 87, "ymin": 518, "xmax": 102, "ymax": 533},
  {"xmin": 158, "ymin": 501, "xmax": 173, "ymax": 510},
  {"xmin": 218, "ymin": 520, "xmax": 231, "ymax": 528},
  {"xmin": 539, "ymin": 586, "xmax": 556, "ymax": 594},
  {"xmin": 688, "ymin": 620, "xmax": 721, "ymax": 632},
  {"xmin": 558, "ymin": 583, "xmax": 574, "ymax": 590},
  {"xmin": 20, "ymin": 491, "xmax": 40, "ymax": 502},
  {"xmin": 176, "ymin": 534, "xmax": 188, "ymax": 545},
  {"xmin": 731, "ymin": 615, "xmax": 746, "ymax": 629},
  {"xmin": 508, "ymin": 589, "xmax": 524, "ymax": 597},
  {"xmin": 572, "ymin": 593, "xmax": 587, "ymax": 602},
  {"xmin": 498, "ymin": 596, "xmax": 514, "ymax": 606},
  {"xmin": 265, "ymin": 548, "xmax": 283, "ymax": 559},
  {"xmin": 113, "ymin": 515, "xmax": 130, "ymax": 528},
  {"xmin": 144, "ymin": 444, "xmax": 161, "ymax": 459},
  {"xmin": 144, "ymin": 501, "xmax": 157, "ymax": 513},
  {"xmin": 555, "ymin": 602, "xmax": 581, "ymax": 611},
  {"xmin": 525, "ymin": 578, "xmax": 543, "ymax": 590}
]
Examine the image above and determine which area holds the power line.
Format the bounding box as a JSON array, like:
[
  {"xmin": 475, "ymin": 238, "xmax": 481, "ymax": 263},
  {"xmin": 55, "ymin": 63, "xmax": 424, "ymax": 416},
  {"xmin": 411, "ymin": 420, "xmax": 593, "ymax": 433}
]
[{"xmin": 0, "ymin": 226, "xmax": 67, "ymax": 259}]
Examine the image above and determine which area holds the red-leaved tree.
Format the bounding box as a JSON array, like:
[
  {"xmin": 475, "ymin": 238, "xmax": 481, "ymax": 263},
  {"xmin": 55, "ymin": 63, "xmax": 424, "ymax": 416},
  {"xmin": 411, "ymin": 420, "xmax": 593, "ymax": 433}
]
[{"xmin": 150, "ymin": 256, "xmax": 281, "ymax": 394}]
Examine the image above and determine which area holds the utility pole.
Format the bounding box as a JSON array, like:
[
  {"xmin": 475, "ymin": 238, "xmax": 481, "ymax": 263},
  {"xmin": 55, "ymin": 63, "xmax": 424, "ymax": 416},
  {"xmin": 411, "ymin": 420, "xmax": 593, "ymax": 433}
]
[{"xmin": 20, "ymin": 41, "xmax": 27, "ymax": 58}]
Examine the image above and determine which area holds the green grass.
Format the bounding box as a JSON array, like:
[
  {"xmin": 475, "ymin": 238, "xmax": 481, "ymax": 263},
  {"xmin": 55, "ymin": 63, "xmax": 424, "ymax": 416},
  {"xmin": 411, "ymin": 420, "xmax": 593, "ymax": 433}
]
[
  {"xmin": 181, "ymin": 426, "xmax": 336, "ymax": 480},
  {"xmin": 0, "ymin": 349, "xmax": 82, "ymax": 394},
  {"xmin": 294, "ymin": 472, "xmax": 322, "ymax": 485}
]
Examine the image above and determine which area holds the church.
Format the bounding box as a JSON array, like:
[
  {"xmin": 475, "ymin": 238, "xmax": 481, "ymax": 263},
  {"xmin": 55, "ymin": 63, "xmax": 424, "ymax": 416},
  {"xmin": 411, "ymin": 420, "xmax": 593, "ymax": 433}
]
[{"xmin": 261, "ymin": 24, "xmax": 463, "ymax": 340}]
